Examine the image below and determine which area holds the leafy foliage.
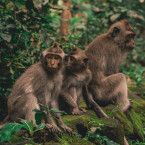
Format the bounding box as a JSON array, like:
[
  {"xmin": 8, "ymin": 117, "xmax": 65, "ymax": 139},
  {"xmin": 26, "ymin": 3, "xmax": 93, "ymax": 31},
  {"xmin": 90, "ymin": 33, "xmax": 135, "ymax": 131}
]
[
  {"xmin": 33, "ymin": 103, "xmax": 67, "ymax": 125},
  {"xmin": 1, "ymin": 123, "xmax": 23, "ymax": 142},
  {"xmin": 86, "ymin": 130, "xmax": 119, "ymax": 145},
  {"xmin": 0, "ymin": 0, "xmax": 145, "ymax": 144},
  {"xmin": 0, "ymin": 0, "xmax": 145, "ymax": 100},
  {"xmin": 0, "ymin": 120, "xmax": 45, "ymax": 142},
  {"xmin": 0, "ymin": 0, "xmax": 57, "ymax": 99}
]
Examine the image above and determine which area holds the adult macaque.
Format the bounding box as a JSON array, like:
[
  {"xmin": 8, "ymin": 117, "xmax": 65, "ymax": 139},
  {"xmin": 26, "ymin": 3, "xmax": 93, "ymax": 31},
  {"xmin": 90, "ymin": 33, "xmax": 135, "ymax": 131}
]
[
  {"xmin": 85, "ymin": 20, "xmax": 135, "ymax": 112},
  {"xmin": 0, "ymin": 42, "xmax": 72, "ymax": 135},
  {"xmin": 59, "ymin": 47, "xmax": 107, "ymax": 118}
]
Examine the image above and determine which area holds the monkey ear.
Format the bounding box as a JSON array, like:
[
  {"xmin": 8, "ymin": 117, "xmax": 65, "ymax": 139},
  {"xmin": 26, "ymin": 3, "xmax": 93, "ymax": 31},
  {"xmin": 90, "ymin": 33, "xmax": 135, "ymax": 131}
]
[
  {"xmin": 53, "ymin": 41, "xmax": 59, "ymax": 48},
  {"xmin": 72, "ymin": 46, "xmax": 77, "ymax": 51},
  {"xmin": 112, "ymin": 27, "xmax": 120, "ymax": 37},
  {"xmin": 40, "ymin": 50, "xmax": 47, "ymax": 63}
]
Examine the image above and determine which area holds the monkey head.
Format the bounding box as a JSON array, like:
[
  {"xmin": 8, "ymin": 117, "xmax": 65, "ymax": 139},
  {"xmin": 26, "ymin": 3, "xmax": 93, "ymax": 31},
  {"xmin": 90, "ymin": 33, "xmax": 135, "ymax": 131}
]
[
  {"xmin": 65, "ymin": 47, "xmax": 88, "ymax": 72},
  {"xmin": 109, "ymin": 19, "xmax": 136, "ymax": 51},
  {"xmin": 41, "ymin": 42, "xmax": 65, "ymax": 73}
]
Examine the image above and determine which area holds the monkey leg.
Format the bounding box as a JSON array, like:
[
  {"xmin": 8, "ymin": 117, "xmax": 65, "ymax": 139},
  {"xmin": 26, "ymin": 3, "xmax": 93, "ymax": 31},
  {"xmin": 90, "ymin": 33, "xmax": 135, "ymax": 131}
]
[
  {"xmin": 60, "ymin": 91, "xmax": 82, "ymax": 115},
  {"xmin": 91, "ymin": 73, "xmax": 131, "ymax": 112},
  {"xmin": 9, "ymin": 94, "xmax": 40, "ymax": 125}
]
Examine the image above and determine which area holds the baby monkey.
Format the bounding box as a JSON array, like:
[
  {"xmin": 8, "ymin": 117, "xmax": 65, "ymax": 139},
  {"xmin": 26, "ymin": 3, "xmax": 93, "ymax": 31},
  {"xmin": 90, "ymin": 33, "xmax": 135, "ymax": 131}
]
[{"xmin": 59, "ymin": 47, "xmax": 92, "ymax": 115}]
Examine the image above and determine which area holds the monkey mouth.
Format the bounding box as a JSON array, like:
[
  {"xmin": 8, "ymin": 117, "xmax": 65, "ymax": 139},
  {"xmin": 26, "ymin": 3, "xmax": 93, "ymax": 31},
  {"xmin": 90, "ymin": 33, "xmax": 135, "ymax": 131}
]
[
  {"xmin": 66, "ymin": 65, "xmax": 72, "ymax": 68},
  {"xmin": 127, "ymin": 47, "xmax": 134, "ymax": 51},
  {"xmin": 48, "ymin": 67, "xmax": 58, "ymax": 71}
]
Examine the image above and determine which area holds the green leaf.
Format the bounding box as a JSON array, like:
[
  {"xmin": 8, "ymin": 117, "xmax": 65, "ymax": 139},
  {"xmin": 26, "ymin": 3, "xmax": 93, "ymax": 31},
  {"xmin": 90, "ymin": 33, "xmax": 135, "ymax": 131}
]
[
  {"xmin": 34, "ymin": 124, "xmax": 45, "ymax": 132},
  {"xmin": 50, "ymin": 108, "xmax": 67, "ymax": 114},
  {"xmin": 1, "ymin": 123, "xmax": 23, "ymax": 142},
  {"xmin": 70, "ymin": 17, "xmax": 82, "ymax": 25},
  {"xmin": 32, "ymin": 109, "xmax": 42, "ymax": 113},
  {"xmin": 10, "ymin": 67, "xmax": 14, "ymax": 74},
  {"xmin": 1, "ymin": 34, "xmax": 12, "ymax": 42},
  {"xmin": 5, "ymin": 24, "xmax": 16, "ymax": 29},
  {"xmin": 20, "ymin": 119, "xmax": 34, "ymax": 132},
  {"xmin": 37, "ymin": 103, "xmax": 49, "ymax": 112},
  {"xmin": 110, "ymin": 14, "xmax": 120, "ymax": 22},
  {"xmin": 35, "ymin": 113, "xmax": 43, "ymax": 125},
  {"xmin": 30, "ymin": 120, "xmax": 34, "ymax": 132}
]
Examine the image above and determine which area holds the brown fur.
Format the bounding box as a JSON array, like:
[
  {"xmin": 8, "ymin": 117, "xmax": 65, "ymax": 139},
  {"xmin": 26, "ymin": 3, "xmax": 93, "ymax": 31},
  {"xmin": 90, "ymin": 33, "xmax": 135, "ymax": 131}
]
[
  {"xmin": 85, "ymin": 20, "xmax": 135, "ymax": 112},
  {"xmin": 59, "ymin": 47, "xmax": 107, "ymax": 118},
  {"xmin": 0, "ymin": 42, "xmax": 72, "ymax": 135}
]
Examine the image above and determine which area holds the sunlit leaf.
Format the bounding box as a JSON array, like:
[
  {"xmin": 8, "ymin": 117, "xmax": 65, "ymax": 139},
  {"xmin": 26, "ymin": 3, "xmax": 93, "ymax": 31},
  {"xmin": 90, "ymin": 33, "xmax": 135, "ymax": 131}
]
[
  {"xmin": 35, "ymin": 124, "xmax": 45, "ymax": 131},
  {"xmin": 50, "ymin": 108, "xmax": 67, "ymax": 114},
  {"xmin": 6, "ymin": 24, "xmax": 15, "ymax": 29},
  {"xmin": 20, "ymin": 119, "xmax": 32, "ymax": 132},
  {"xmin": 1, "ymin": 34, "xmax": 12, "ymax": 42},
  {"xmin": 10, "ymin": 67, "xmax": 14, "ymax": 74},
  {"xmin": 110, "ymin": 14, "xmax": 120, "ymax": 22},
  {"xmin": 1, "ymin": 123, "xmax": 23, "ymax": 142}
]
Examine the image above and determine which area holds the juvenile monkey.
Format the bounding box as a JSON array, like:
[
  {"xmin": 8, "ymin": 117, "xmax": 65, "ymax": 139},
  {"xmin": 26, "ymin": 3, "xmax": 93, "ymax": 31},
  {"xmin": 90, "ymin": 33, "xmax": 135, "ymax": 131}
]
[
  {"xmin": 59, "ymin": 47, "xmax": 107, "ymax": 117},
  {"xmin": 0, "ymin": 42, "xmax": 72, "ymax": 135},
  {"xmin": 85, "ymin": 20, "xmax": 135, "ymax": 112}
]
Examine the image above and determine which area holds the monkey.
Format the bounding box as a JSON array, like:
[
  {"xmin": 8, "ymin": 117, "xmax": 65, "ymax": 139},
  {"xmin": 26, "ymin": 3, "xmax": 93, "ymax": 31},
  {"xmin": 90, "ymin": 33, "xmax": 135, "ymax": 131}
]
[
  {"xmin": 84, "ymin": 19, "xmax": 136, "ymax": 113},
  {"xmin": 0, "ymin": 42, "xmax": 72, "ymax": 135},
  {"xmin": 59, "ymin": 47, "xmax": 108, "ymax": 118},
  {"xmin": 59, "ymin": 47, "xmax": 90, "ymax": 115}
]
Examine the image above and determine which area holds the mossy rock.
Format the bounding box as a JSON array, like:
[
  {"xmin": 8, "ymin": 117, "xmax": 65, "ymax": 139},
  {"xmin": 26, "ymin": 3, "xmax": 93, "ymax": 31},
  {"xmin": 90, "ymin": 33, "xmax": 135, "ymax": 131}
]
[{"xmin": 1, "ymin": 86, "xmax": 145, "ymax": 144}]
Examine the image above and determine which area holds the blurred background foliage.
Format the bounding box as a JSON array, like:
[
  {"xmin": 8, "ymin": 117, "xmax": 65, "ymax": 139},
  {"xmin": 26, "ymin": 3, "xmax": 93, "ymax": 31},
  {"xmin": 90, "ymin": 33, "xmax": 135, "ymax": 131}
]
[{"xmin": 0, "ymin": 0, "xmax": 145, "ymax": 100}]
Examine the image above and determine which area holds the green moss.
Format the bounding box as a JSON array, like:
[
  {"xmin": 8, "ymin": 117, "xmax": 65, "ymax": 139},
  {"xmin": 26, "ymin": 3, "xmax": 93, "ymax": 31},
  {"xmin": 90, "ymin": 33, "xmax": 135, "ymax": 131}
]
[
  {"xmin": 1, "ymin": 88, "xmax": 145, "ymax": 144},
  {"xmin": 56, "ymin": 133, "xmax": 95, "ymax": 145},
  {"xmin": 129, "ymin": 110, "xmax": 144, "ymax": 138}
]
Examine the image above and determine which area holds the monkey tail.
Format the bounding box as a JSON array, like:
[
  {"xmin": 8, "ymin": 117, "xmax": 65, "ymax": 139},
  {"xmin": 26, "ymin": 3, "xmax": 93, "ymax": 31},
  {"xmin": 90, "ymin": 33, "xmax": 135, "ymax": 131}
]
[
  {"xmin": 82, "ymin": 86, "xmax": 108, "ymax": 118},
  {"xmin": 0, "ymin": 115, "xmax": 10, "ymax": 130}
]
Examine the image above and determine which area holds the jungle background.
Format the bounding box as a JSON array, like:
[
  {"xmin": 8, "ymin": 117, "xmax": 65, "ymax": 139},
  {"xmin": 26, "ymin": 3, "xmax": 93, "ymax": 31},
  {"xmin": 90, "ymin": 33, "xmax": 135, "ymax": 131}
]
[{"xmin": 0, "ymin": 0, "xmax": 145, "ymax": 144}]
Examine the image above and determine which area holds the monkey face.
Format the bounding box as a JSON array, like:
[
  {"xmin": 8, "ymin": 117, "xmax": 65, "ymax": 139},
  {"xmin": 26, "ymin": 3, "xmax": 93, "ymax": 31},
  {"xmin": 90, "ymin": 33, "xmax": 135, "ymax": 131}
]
[
  {"xmin": 45, "ymin": 54, "xmax": 62, "ymax": 72},
  {"xmin": 110, "ymin": 20, "xmax": 136, "ymax": 52},
  {"xmin": 65, "ymin": 55, "xmax": 88, "ymax": 72},
  {"xmin": 124, "ymin": 32, "xmax": 136, "ymax": 51}
]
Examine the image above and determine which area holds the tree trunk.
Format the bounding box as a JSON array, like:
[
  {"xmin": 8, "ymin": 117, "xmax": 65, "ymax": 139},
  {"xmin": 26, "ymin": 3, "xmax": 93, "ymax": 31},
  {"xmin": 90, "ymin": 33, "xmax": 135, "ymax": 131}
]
[{"xmin": 60, "ymin": 0, "xmax": 71, "ymax": 40}]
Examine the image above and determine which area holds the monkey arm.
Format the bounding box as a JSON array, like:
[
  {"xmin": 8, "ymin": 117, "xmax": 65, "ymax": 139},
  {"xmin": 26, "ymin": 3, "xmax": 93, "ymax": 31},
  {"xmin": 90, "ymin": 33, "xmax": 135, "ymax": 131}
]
[
  {"xmin": 60, "ymin": 89, "xmax": 78, "ymax": 108},
  {"xmin": 82, "ymin": 86, "xmax": 108, "ymax": 118}
]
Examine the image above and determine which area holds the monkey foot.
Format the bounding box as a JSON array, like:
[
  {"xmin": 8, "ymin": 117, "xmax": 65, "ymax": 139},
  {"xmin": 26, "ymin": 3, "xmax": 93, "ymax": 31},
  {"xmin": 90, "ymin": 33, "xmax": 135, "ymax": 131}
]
[
  {"xmin": 79, "ymin": 107, "xmax": 87, "ymax": 113},
  {"xmin": 45, "ymin": 123, "xmax": 61, "ymax": 135},
  {"xmin": 59, "ymin": 124, "xmax": 73, "ymax": 136},
  {"xmin": 71, "ymin": 108, "xmax": 82, "ymax": 115}
]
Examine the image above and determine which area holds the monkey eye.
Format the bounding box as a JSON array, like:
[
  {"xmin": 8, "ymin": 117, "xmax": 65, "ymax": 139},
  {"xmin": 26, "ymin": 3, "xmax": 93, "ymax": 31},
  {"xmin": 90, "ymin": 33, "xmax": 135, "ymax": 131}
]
[
  {"xmin": 83, "ymin": 58, "xmax": 89, "ymax": 64},
  {"xmin": 70, "ymin": 56, "xmax": 75, "ymax": 61},
  {"xmin": 47, "ymin": 55, "xmax": 53, "ymax": 59},
  {"xmin": 65, "ymin": 56, "xmax": 69, "ymax": 61},
  {"xmin": 128, "ymin": 34, "xmax": 135, "ymax": 38},
  {"xmin": 54, "ymin": 55, "xmax": 60, "ymax": 60}
]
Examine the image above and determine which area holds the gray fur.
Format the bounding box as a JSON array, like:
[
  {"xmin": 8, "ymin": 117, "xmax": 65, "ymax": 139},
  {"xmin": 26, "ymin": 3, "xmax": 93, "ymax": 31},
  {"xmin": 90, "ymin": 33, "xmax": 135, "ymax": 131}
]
[
  {"xmin": 59, "ymin": 47, "xmax": 107, "ymax": 118},
  {"xmin": 1, "ymin": 42, "xmax": 72, "ymax": 135},
  {"xmin": 85, "ymin": 20, "xmax": 135, "ymax": 112}
]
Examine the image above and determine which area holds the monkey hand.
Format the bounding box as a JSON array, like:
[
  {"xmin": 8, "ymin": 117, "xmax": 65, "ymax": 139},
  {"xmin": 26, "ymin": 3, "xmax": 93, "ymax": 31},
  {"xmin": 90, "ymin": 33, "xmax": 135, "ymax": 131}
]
[
  {"xmin": 59, "ymin": 124, "xmax": 73, "ymax": 136},
  {"xmin": 45, "ymin": 123, "xmax": 61, "ymax": 135}
]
